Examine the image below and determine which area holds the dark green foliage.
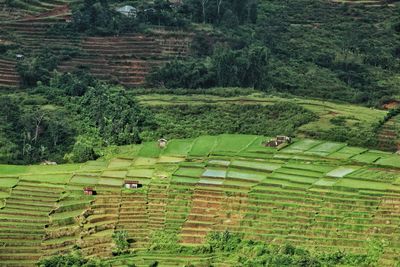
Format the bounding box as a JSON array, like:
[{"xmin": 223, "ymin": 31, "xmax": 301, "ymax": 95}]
[
  {"xmin": 150, "ymin": 1, "xmax": 400, "ymax": 105},
  {"xmin": 70, "ymin": 0, "xmax": 188, "ymax": 35},
  {"xmin": 0, "ymin": 95, "xmax": 76, "ymax": 164},
  {"xmin": 148, "ymin": 44, "xmax": 268, "ymax": 89},
  {"xmin": 148, "ymin": 60, "xmax": 215, "ymax": 89},
  {"xmin": 0, "ymin": 96, "xmax": 23, "ymax": 163},
  {"xmin": 0, "ymin": 71, "xmax": 153, "ymax": 164},
  {"xmin": 50, "ymin": 69, "xmax": 97, "ymax": 96},
  {"xmin": 64, "ymin": 133, "xmax": 101, "ymax": 163},
  {"xmin": 190, "ymin": 32, "xmax": 215, "ymax": 57},
  {"xmin": 16, "ymin": 49, "xmax": 59, "ymax": 87},
  {"xmin": 203, "ymin": 231, "xmax": 383, "ymax": 266},
  {"xmin": 213, "ymin": 44, "xmax": 268, "ymax": 88},
  {"xmin": 145, "ymin": 102, "xmax": 317, "ymax": 139},
  {"xmin": 312, "ymin": 125, "xmax": 378, "ymax": 148},
  {"xmin": 38, "ymin": 251, "xmax": 86, "ymax": 267},
  {"xmin": 72, "ymin": 0, "xmax": 128, "ymax": 35},
  {"xmin": 79, "ymin": 84, "xmax": 151, "ymax": 146},
  {"xmin": 182, "ymin": 0, "xmax": 258, "ymax": 25},
  {"xmin": 37, "ymin": 250, "xmax": 107, "ymax": 267}
]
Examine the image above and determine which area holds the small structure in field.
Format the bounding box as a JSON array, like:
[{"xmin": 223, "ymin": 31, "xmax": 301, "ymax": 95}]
[
  {"xmin": 41, "ymin": 160, "xmax": 57, "ymax": 165},
  {"xmin": 83, "ymin": 187, "xmax": 94, "ymax": 195},
  {"xmin": 158, "ymin": 138, "xmax": 168, "ymax": 149},
  {"xmin": 264, "ymin": 135, "xmax": 292, "ymax": 147},
  {"xmin": 124, "ymin": 180, "xmax": 140, "ymax": 189}
]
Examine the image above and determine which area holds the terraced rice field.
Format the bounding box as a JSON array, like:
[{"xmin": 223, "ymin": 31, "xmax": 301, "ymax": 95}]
[
  {"xmin": 0, "ymin": 0, "xmax": 71, "ymax": 20},
  {"xmin": 0, "ymin": 5, "xmax": 191, "ymax": 89},
  {"xmin": 378, "ymin": 114, "xmax": 400, "ymax": 152},
  {"xmin": 0, "ymin": 58, "xmax": 20, "ymax": 89},
  {"xmin": 0, "ymin": 19, "xmax": 191, "ymax": 88},
  {"xmin": 1, "ymin": 134, "xmax": 400, "ymax": 265},
  {"xmin": 57, "ymin": 32, "xmax": 191, "ymax": 87},
  {"xmin": 330, "ymin": 0, "xmax": 396, "ymax": 7}
]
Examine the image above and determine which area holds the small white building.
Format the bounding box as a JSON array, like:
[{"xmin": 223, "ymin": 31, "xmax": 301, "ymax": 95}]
[
  {"xmin": 124, "ymin": 180, "xmax": 140, "ymax": 189},
  {"xmin": 116, "ymin": 5, "xmax": 137, "ymax": 17}
]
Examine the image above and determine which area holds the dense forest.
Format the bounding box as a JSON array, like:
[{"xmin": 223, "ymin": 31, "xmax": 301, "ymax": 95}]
[{"xmin": 0, "ymin": 0, "xmax": 399, "ymax": 164}]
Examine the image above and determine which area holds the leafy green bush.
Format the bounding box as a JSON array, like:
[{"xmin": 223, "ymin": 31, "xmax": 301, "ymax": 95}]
[
  {"xmin": 79, "ymin": 84, "xmax": 152, "ymax": 146},
  {"xmin": 16, "ymin": 50, "xmax": 59, "ymax": 87},
  {"xmin": 64, "ymin": 133, "xmax": 101, "ymax": 163},
  {"xmin": 112, "ymin": 230, "xmax": 130, "ymax": 255},
  {"xmin": 38, "ymin": 250, "xmax": 106, "ymax": 267}
]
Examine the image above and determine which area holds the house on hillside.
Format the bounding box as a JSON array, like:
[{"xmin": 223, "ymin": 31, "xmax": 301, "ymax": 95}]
[
  {"xmin": 15, "ymin": 54, "xmax": 24, "ymax": 60},
  {"xmin": 124, "ymin": 180, "xmax": 141, "ymax": 189},
  {"xmin": 264, "ymin": 135, "xmax": 292, "ymax": 147},
  {"xmin": 116, "ymin": 5, "xmax": 137, "ymax": 17}
]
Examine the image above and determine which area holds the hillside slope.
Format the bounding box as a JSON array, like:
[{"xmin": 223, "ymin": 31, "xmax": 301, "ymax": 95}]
[{"xmin": 1, "ymin": 134, "xmax": 400, "ymax": 266}]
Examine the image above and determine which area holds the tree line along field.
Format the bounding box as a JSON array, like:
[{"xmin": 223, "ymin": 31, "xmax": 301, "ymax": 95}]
[{"xmin": 1, "ymin": 134, "xmax": 400, "ymax": 266}]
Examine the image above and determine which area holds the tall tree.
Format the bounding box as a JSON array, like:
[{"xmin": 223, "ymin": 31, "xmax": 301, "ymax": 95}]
[{"xmin": 201, "ymin": 0, "xmax": 209, "ymax": 23}]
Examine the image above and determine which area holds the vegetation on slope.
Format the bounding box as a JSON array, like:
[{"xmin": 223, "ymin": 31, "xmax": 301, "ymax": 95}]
[{"xmin": 147, "ymin": 0, "xmax": 400, "ymax": 106}]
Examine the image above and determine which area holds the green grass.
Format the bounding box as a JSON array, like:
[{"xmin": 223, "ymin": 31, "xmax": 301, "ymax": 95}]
[
  {"xmin": 0, "ymin": 165, "xmax": 28, "ymax": 176},
  {"xmin": 70, "ymin": 175, "xmax": 98, "ymax": 185},
  {"xmin": 189, "ymin": 135, "xmax": 218, "ymax": 157},
  {"xmin": 138, "ymin": 142, "xmax": 162, "ymax": 157},
  {"xmin": 107, "ymin": 158, "xmax": 133, "ymax": 168},
  {"xmin": 281, "ymin": 139, "xmax": 322, "ymax": 153},
  {"xmin": 212, "ymin": 134, "xmax": 258, "ymax": 154},
  {"xmin": 376, "ymin": 156, "xmax": 400, "ymax": 168},
  {"xmin": 226, "ymin": 168, "xmax": 266, "ymax": 181},
  {"xmin": 306, "ymin": 142, "xmax": 346, "ymax": 155},
  {"xmin": 174, "ymin": 167, "xmax": 204, "ymax": 177},
  {"xmin": 326, "ymin": 166, "xmax": 360, "ymax": 178},
  {"xmin": 20, "ymin": 173, "xmax": 71, "ymax": 184},
  {"xmin": 162, "ymin": 139, "xmax": 194, "ymax": 157},
  {"xmin": 202, "ymin": 168, "xmax": 227, "ymax": 178},
  {"xmin": 0, "ymin": 177, "xmax": 19, "ymax": 188},
  {"xmin": 102, "ymin": 170, "xmax": 127, "ymax": 178},
  {"xmin": 127, "ymin": 168, "xmax": 154, "ymax": 178},
  {"xmin": 98, "ymin": 177, "xmax": 123, "ymax": 186},
  {"xmin": 230, "ymin": 160, "xmax": 282, "ymax": 171}
]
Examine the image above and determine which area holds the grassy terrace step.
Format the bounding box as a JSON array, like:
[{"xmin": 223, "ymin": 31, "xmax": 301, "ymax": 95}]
[
  {"xmin": 0, "ymin": 260, "xmax": 38, "ymax": 267},
  {"xmin": 0, "ymin": 246, "xmax": 39, "ymax": 253},
  {"xmin": 0, "ymin": 216, "xmax": 49, "ymax": 224},
  {"xmin": 5, "ymin": 196, "xmax": 58, "ymax": 204},
  {"xmin": 0, "ymin": 208, "xmax": 49, "ymax": 217}
]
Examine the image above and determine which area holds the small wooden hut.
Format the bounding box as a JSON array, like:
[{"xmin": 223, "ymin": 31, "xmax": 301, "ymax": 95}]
[{"xmin": 83, "ymin": 187, "xmax": 94, "ymax": 195}]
